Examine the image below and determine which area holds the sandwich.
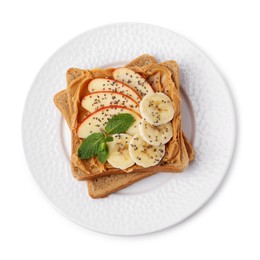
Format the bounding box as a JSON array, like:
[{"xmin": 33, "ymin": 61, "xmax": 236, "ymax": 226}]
[{"xmin": 54, "ymin": 54, "xmax": 194, "ymax": 198}]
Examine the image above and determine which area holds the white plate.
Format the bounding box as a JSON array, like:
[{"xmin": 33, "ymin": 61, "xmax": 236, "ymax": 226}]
[{"xmin": 22, "ymin": 23, "xmax": 236, "ymax": 235}]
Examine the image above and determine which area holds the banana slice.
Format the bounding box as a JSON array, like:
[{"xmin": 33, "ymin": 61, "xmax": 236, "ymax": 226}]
[
  {"xmin": 107, "ymin": 134, "xmax": 135, "ymax": 169},
  {"xmin": 139, "ymin": 118, "xmax": 173, "ymax": 146},
  {"xmin": 140, "ymin": 92, "xmax": 174, "ymax": 126},
  {"xmin": 129, "ymin": 134, "xmax": 165, "ymax": 168}
]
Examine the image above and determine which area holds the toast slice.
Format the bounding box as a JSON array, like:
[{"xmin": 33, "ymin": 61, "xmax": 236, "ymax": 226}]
[{"xmin": 60, "ymin": 56, "xmax": 190, "ymax": 180}]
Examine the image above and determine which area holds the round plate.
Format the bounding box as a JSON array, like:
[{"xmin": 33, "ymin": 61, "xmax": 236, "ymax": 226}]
[{"xmin": 22, "ymin": 23, "xmax": 236, "ymax": 235}]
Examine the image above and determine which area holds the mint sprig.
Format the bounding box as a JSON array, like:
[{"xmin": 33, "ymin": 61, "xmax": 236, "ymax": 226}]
[{"xmin": 77, "ymin": 113, "xmax": 135, "ymax": 163}]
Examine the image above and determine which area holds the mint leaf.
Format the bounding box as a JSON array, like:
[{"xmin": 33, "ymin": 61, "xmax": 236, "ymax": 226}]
[
  {"xmin": 97, "ymin": 150, "xmax": 108, "ymax": 163},
  {"xmin": 97, "ymin": 143, "xmax": 108, "ymax": 163},
  {"xmin": 105, "ymin": 136, "xmax": 113, "ymax": 142},
  {"xmin": 99, "ymin": 142, "xmax": 106, "ymax": 151},
  {"xmin": 78, "ymin": 133, "xmax": 105, "ymax": 160},
  {"xmin": 105, "ymin": 113, "xmax": 135, "ymax": 134}
]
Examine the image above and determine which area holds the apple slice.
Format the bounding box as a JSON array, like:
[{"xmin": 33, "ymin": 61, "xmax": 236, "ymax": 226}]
[
  {"xmin": 113, "ymin": 68, "xmax": 154, "ymax": 97},
  {"xmin": 81, "ymin": 91, "xmax": 139, "ymax": 113},
  {"xmin": 88, "ymin": 78, "xmax": 141, "ymax": 103},
  {"xmin": 77, "ymin": 106, "xmax": 141, "ymax": 138}
]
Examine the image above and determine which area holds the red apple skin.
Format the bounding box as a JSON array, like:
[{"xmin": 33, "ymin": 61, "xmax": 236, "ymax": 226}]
[
  {"xmin": 76, "ymin": 105, "xmax": 141, "ymax": 136},
  {"xmin": 88, "ymin": 78, "xmax": 142, "ymax": 100},
  {"xmin": 113, "ymin": 68, "xmax": 154, "ymax": 96},
  {"xmin": 81, "ymin": 90, "xmax": 139, "ymax": 108}
]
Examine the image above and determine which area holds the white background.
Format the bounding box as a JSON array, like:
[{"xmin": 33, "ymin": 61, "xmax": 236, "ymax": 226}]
[{"xmin": 0, "ymin": 0, "xmax": 259, "ymax": 259}]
